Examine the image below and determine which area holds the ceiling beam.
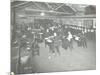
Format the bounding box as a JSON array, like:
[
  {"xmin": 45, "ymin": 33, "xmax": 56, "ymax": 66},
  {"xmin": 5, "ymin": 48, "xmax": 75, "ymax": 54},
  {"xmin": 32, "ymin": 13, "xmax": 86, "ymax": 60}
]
[
  {"xmin": 65, "ymin": 4, "xmax": 77, "ymax": 13},
  {"xmin": 21, "ymin": 14, "xmax": 96, "ymax": 19},
  {"xmin": 11, "ymin": 1, "xmax": 31, "ymax": 8},
  {"xmin": 54, "ymin": 4, "xmax": 65, "ymax": 10},
  {"xmin": 33, "ymin": 2, "xmax": 44, "ymax": 10},
  {"xmin": 45, "ymin": 3, "xmax": 53, "ymax": 10},
  {"xmin": 25, "ymin": 8, "xmax": 73, "ymax": 15}
]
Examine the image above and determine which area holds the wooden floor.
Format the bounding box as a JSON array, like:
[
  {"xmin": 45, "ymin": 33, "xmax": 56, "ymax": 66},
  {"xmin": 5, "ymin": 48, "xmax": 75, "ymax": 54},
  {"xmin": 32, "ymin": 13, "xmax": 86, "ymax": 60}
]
[{"xmin": 11, "ymin": 32, "xmax": 96, "ymax": 74}]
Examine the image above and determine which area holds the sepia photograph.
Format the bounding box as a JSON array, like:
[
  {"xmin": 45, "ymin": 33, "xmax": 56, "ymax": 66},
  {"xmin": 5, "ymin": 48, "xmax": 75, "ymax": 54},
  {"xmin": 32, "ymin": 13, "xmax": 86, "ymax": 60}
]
[{"xmin": 11, "ymin": 0, "xmax": 96, "ymax": 74}]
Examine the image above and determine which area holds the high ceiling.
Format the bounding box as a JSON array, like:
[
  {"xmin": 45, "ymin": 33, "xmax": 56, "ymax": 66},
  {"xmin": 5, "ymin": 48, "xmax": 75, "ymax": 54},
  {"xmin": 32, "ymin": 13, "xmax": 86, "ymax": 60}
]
[{"xmin": 11, "ymin": 1, "xmax": 96, "ymax": 17}]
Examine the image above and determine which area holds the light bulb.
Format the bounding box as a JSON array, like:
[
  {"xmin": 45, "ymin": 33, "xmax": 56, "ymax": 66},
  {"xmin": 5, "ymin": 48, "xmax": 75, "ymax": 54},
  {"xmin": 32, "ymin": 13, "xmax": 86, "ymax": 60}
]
[{"xmin": 40, "ymin": 12, "xmax": 45, "ymax": 16}]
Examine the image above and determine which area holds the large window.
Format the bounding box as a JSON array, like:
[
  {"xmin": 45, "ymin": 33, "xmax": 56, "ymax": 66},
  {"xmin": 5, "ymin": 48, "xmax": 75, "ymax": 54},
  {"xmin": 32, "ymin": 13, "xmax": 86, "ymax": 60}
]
[{"xmin": 83, "ymin": 19, "xmax": 93, "ymax": 28}]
